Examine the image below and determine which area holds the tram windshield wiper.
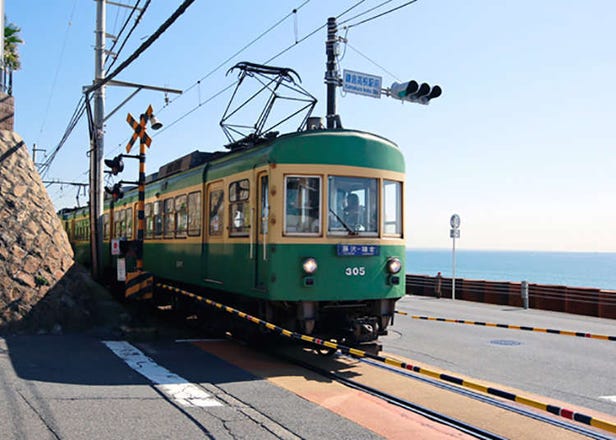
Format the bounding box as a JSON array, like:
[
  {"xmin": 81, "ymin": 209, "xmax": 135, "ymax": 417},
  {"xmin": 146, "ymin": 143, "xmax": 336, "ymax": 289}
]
[{"xmin": 329, "ymin": 208, "xmax": 357, "ymax": 235}]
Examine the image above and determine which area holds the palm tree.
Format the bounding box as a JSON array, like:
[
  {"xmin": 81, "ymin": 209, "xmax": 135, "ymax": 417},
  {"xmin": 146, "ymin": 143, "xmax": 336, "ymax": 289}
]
[{"xmin": 4, "ymin": 22, "xmax": 23, "ymax": 95}]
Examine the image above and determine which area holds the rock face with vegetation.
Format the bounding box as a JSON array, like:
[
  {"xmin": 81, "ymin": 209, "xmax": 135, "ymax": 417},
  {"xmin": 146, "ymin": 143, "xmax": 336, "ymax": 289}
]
[{"xmin": 0, "ymin": 130, "xmax": 117, "ymax": 334}]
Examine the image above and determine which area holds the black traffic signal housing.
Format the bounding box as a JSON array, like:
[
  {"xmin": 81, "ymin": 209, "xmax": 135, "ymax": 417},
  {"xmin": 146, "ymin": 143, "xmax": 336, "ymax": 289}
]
[
  {"xmin": 104, "ymin": 155, "xmax": 124, "ymax": 175},
  {"xmin": 390, "ymin": 80, "xmax": 442, "ymax": 105},
  {"xmin": 105, "ymin": 183, "xmax": 124, "ymax": 202}
]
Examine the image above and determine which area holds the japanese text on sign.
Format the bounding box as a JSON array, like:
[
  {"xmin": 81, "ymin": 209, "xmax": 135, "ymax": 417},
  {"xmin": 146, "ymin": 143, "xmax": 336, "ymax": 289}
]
[
  {"xmin": 342, "ymin": 70, "xmax": 382, "ymax": 99},
  {"xmin": 337, "ymin": 244, "xmax": 380, "ymax": 256}
]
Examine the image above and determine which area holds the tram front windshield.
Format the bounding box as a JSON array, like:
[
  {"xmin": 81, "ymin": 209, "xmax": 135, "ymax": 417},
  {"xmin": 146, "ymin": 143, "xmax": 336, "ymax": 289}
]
[{"xmin": 328, "ymin": 176, "xmax": 378, "ymax": 235}]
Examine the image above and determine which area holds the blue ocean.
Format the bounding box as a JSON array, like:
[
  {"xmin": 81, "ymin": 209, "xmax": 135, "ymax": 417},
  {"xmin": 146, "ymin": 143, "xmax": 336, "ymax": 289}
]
[{"xmin": 406, "ymin": 249, "xmax": 616, "ymax": 291}]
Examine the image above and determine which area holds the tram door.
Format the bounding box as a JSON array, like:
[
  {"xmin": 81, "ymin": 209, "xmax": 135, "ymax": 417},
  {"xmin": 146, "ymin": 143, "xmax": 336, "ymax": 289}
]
[{"xmin": 255, "ymin": 172, "xmax": 269, "ymax": 290}]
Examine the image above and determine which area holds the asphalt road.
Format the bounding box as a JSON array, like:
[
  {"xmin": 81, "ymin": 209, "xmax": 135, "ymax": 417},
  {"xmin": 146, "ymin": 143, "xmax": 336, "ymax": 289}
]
[
  {"xmin": 385, "ymin": 295, "xmax": 616, "ymax": 416},
  {"xmin": 0, "ymin": 334, "xmax": 381, "ymax": 440}
]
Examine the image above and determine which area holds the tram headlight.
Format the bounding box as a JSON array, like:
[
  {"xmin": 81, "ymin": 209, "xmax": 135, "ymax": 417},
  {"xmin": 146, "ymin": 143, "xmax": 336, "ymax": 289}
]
[
  {"xmin": 386, "ymin": 257, "xmax": 402, "ymax": 274},
  {"xmin": 302, "ymin": 257, "xmax": 318, "ymax": 274}
]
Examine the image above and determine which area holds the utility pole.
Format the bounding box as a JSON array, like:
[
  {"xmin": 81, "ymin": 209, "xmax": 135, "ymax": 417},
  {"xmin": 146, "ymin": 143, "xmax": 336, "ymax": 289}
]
[
  {"xmin": 32, "ymin": 144, "xmax": 47, "ymax": 168},
  {"xmin": 87, "ymin": 2, "xmax": 181, "ymax": 281},
  {"xmin": 325, "ymin": 17, "xmax": 341, "ymax": 129},
  {"xmin": 90, "ymin": 0, "xmax": 106, "ymax": 280}
]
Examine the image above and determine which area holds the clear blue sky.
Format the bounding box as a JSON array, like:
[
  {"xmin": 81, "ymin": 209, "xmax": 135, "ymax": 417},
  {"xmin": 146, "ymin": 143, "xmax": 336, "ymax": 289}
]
[{"xmin": 8, "ymin": 0, "xmax": 616, "ymax": 252}]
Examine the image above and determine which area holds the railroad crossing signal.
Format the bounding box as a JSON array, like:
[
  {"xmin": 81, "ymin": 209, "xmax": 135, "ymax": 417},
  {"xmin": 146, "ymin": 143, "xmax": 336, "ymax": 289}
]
[
  {"xmin": 389, "ymin": 80, "xmax": 442, "ymax": 105},
  {"xmin": 125, "ymin": 104, "xmax": 155, "ymax": 153},
  {"xmin": 104, "ymin": 155, "xmax": 124, "ymax": 175},
  {"xmin": 105, "ymin": 182, "xmax": 124, "ymax": 202}
]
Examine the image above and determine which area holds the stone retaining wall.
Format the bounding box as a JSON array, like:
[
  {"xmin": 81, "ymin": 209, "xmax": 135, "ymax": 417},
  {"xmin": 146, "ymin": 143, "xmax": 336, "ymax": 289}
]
[{"xmin": 0, "ymin": 129, "xmax": 95, "ymax": 333}]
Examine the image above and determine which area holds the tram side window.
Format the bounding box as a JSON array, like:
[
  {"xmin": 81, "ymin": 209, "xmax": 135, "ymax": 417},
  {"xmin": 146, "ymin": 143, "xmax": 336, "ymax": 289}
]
[
  {"xmin": 164, "ymin": 198, "xmax": 175, "ymax": 239},
  {"xmin": 126, "ymin": 207, "xmax": 133, "ymax": 239},
  {"xmin": 119, "ymin": 208, "xmax": 127, "ymax": 238},
  {"xmin": 154, "ymin": 201, "xmax": 163, "ymax": 236},
  {"xmin": 383, "ymin": 180, "xmax": 402, "ymax": 236},
  {"xmin": 103, "ymin": 213, "xmax": 110, "ymax": 240},
  {"xmin": 187, "ymin": 191, "xmax": 201, "ymax": 236},
  {"xmin": 328, "ymin": 176, "xmax": 378, "ymax": 235},
  {"xmin": 229, "ymin": 179, "xmax": 250, "ymax": 237},
  {"xmin": 175, "ymin": 195, "xmax": 187, "ymax": 238},
  {"xmin": 144, "ymin": 203, "xmax": 153, "ymax": 239},
  {"xmin": 114, "ymin": 209, "xmax": 123, "ymax": 238},
  {"xmin": 209, "ymin": 189, "xmax": 224, "ymax": 236},
  {"xmin": 284, "ymin": 176, "xmax": 321, "ymax": 235}
]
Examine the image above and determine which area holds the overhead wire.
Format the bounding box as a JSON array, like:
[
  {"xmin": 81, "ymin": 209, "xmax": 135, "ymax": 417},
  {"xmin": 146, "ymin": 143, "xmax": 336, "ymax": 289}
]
[
  {"xmin": 171, "ymin": 0, "xmax": 312, "ymax": 107},
  {"xmin": 45, "ymin": 0, "xmax": 195, "ymax": 180},
  {"xmin": 151, "ymin": 0, "xmax": 371, "ymax": 154},
  {"xmin": 85, "ymin": 0, "xmax": 196, "ymax": 95},
  {"xmin": 53, "ymin": 0, "xmax": 383, "ymax": 202},
  {"xmin": 345, "ymin": 41, "xmax": 402, "ymax": 82},
  {"xmin": 38, "ymin": 0, "xmax": 79, "ymax": 143},
  {"xmin": 345, "ymin": 0, "xmax": 419, "ymax": 29},
  {"xmin": 105, "ymin": 0, "xmax": 152, "ymax": 72},
  {"xmin": 338, "ymin": 0, "xmax": 395, "ymax": 26}
]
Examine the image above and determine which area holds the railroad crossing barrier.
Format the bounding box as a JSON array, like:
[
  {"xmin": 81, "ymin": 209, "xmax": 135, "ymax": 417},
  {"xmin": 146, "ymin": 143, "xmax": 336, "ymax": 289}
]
[{"xmin": 156, "ymin": 282, "xmax": 616, "ymax": 435}]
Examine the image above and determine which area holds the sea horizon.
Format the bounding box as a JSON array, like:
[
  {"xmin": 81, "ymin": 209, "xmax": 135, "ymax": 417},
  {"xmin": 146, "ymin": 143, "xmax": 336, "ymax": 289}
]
[{"xmin": 405, "ymin": 248, "xmax": 616, "ymax": 291}]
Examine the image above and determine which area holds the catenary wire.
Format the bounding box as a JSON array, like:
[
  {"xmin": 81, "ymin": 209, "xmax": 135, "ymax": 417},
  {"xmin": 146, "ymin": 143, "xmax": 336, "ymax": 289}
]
[
  {"xmin": 345, "ymin": 0, "xmax": 419, "ymax": 29},
  {"xmin": 338, "ymin": 0, "xmax": 395, "ymax": 26},
  {"xmin": 44, "ymin": 0, "xmax": 195, "ymax": 178},
  {"xmin": 38, "ymin": 0, "xmax": 79, "ymax": 143},
  {"xmin": 105, "ymin": 0, "xmax": 152, "ymax": 72}
]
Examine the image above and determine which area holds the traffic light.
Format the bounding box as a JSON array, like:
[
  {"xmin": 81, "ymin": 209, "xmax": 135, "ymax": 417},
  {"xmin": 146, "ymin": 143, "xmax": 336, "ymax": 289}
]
[
  {"xmin": 105, "ymin": 183, "xmax": 124, "ymax": 202},
  {"xmin": 104, "ymin": 155, "xmax": 124, "ymax": 175},
  {"xmin": 390, "ymin": 80, "xmax": 442, "ymax": 105}
]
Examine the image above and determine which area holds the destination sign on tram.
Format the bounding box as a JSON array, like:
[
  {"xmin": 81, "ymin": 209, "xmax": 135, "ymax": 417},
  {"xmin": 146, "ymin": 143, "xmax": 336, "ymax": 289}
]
[
  {"xmin": 342, "ymin": 70, "xmax": 382, "ymax": 99},
  {"xmin": 337, "ymin": 244, "xmax": 380, "ymax": 256}
]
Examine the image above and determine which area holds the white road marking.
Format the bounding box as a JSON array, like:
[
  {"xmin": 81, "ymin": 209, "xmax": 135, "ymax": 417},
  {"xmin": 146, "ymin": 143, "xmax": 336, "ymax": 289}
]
[
  {"xmin": 103, "ymin": 341, "xmax": 222, "ymax": 408},
  {"xmin": 175, "ymin": 338, "xmax": 227, "ymax": 343},
  {"xmin": 599, "ymin": 396, "xmax": 616, "ymax": 403}
]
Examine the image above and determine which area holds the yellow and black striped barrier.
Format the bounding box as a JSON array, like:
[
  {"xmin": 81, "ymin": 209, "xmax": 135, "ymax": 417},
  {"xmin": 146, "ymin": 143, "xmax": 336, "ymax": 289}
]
[
  {"xmin": 395, "ymin": 312, "xmax": 616, "ymax": 341},
  {"xmin": 125, "ymin": 271, "xmax": 153, "ymax": 300},
  {"xmin": 156, "ymin": 282, "xmax": 616, "ymax": 434}
]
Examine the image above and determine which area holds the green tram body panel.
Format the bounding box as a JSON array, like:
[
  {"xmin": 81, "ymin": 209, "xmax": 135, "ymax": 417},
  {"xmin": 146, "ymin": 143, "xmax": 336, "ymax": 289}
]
[
  {"xmin": 135, "ymin": 241, "xmax": 405, "ymax": 302},
  {"xmin": 73, "ymin": 130, "xmax": 406, "ymax": 305}
]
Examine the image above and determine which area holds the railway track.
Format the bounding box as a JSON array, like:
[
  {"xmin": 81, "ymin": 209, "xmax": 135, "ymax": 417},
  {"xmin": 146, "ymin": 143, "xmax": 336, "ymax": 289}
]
[
  {"xmin": 355, "ymin": 356, "xmax": 615, "ymax": 440},
  {"xmin": 140, "ymin": 283, "xmax": 616, "ymax": 438},
  {"xmin": 269, "ymin": 345, "xmax": 616, "ymax": 440},
  {"xmin": 274, "ymin": 349, "xmax": 506, "ymax": 440}
]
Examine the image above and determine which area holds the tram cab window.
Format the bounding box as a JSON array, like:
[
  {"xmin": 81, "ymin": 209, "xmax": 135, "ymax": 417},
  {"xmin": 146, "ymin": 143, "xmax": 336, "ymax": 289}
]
[
  {"xmin": 328, "ymin": 176, "xmax": 378, "ymax": 235},
  {"xmin": 383, "ymin": 180, "xmax": 402, "ymax": 236},
  {"xmin": 229, "ymin": 179, "xmax": 250, "ymax": 237},
  {"xmin": 284, "ymin": 176, "xmax": 321, "ymax": 235}
]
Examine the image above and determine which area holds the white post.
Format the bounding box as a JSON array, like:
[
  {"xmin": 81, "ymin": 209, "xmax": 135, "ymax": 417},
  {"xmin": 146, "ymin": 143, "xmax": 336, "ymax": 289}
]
[
  {"xmin": 452, "ymin": 234, "xmax": 456, "ymax": 300},
  {"xmin": 450, "ymin": 214, "xmax": 461, "ymax": 300}
]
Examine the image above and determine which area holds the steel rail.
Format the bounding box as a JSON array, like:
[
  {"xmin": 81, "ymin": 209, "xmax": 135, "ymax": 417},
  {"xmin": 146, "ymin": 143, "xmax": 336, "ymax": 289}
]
[
  {"xmin": 276, "ymin": 352, "xmax": 506, "ymax": 440},
  {"xmin": 357, "ymin": 356, "xmax": 615, "ymax": 440}
]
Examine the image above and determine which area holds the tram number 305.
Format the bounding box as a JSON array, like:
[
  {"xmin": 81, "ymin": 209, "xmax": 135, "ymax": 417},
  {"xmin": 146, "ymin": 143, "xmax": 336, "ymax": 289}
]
[{"xmin": 345, "ymin": 267, "xmax": 366, "ymax": 276}]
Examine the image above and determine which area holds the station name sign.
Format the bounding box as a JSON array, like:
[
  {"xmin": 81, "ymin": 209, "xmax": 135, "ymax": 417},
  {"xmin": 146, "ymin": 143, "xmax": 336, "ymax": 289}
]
[{"xmin": 342, "ymin": 69, "xmax": 382, "ymax": 99}]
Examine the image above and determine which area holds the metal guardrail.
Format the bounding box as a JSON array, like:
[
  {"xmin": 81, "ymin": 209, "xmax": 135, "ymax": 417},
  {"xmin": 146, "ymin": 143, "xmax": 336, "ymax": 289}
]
[{"xmin": 405, "ymin": 274, "xmax": 616, "ymax": 319}]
